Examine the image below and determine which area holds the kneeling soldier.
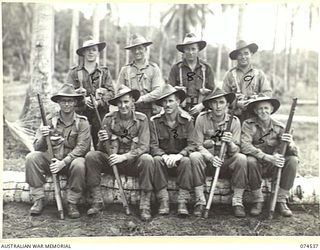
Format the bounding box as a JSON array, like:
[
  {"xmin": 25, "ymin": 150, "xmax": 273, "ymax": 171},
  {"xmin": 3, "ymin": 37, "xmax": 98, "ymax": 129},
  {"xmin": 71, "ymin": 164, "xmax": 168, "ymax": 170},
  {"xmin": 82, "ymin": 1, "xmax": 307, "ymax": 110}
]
[
  {"xmin": 241, "ymin": 94, "xmax": 298, "ymax": 217},
  {"xmin": 150, "ymin": 84, "xmax": 194, "ymax": 216},
  {"xmin": 190, "ymin": 88, "xmax": 248, "ymax": 218},
  {"xmin": 25, "ymin": 84, "xmax": 91, "ymax": 218},
  {"xmin": 85, "ymin": 86, "xmax": 155, "ymax": 221}
]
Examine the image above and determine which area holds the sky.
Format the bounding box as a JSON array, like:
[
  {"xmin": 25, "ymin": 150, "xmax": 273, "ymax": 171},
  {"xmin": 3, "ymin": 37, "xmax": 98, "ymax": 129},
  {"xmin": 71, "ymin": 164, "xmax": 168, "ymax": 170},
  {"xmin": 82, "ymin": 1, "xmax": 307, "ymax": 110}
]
[{"xmin": 54, "ymin": 2, "xmax": 319, "ymax": 52}]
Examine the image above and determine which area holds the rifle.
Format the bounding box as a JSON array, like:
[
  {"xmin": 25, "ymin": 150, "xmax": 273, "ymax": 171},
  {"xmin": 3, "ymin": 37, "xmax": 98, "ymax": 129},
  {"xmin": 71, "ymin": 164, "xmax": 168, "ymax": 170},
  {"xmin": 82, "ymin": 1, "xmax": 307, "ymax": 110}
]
[
  {"xmin": 37, "ymin": 93, "xmax": 64, "ymax": 220},
  {"xmin": 268, "ymin": 98, "xmax": 297, "ymax": 219},
  {"xmin": 202, "ymin": 109, "xmax": 235, "ymax": 219},
  {"xmin": 89, "ymin": 94, "xmax": 131, "ymax": 215}
]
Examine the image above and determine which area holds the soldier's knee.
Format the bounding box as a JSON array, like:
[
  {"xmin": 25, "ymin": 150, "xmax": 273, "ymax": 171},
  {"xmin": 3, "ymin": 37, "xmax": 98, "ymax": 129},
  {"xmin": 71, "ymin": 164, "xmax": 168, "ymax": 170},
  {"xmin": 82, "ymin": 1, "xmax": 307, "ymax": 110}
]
[
  {"xmin": 153, "ymin": 155, "xmax": 163, "ymax": 164},
  {"xmin": 179, "ymin": 156, "xmax": 191, "ymax": 168},
  {"xmin": 139, "ymin": 153, "xmax": 154, "ymax": 163},
  {"xmin": 285, "ymin": 156, "xmax": 299, "ymax": 170},
  {"xmin": 247, "ymin": 156, "xmax": 258, "ymax": 167},
  {"xmin": 85, "ymin": 151, "xmax": 100, "ymax": 162},
  {"xmin": 70, "ymin": 157, "xmax": 86, "ymax": 174},
  {"xmin": 189, "ymin": 152, "xmax": 202, "ymax": 163}
]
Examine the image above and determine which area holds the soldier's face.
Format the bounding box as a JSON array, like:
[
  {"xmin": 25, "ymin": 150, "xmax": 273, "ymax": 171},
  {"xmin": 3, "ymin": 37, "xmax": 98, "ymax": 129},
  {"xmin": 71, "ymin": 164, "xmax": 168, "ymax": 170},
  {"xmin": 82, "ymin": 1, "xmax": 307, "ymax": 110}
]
[
  {"xmin": 117, "ymin": 94, "xmax": 135, "ymax": 115},
  {"xmin": 183, "ymin": 43, "xmax": 199, "ymax": 62},
  {"xmin": 236, "ymin": 47, "xmax": 252, "ymax": 67},
  {"xmin": 209, "ymin": 96, "xmax": 228, "ymax": 117},
  {"xmin": 254, "ymin": 101, "xmax": 274, "ymax": 121},
  {"xmin": 131, "ymin": 45, "xmax": 147, "ymax": 61},
  {"xmin": 162, "ymin": 94, "xmax": 180, "ymax": 114},
  {"xmin": 58, "ymin": 97, "xmax": 77, "ymax": 114},
  {"xmin": 83, "ymin": 45, "xmax": 99, "ymax": 62}
]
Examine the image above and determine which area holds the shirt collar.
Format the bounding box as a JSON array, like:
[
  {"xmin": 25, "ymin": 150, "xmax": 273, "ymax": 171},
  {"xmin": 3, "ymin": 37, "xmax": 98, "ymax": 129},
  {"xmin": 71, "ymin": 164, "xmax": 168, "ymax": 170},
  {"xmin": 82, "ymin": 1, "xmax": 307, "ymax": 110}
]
[
  {"xmin": 182, "ymin": 57, "xmax": 201, "ymax": 70},
  {"xmin": 79, "ymin": 63, "xmax": 101, "ymax": 73},
  {"xmin": 235, "ymin": 64, "xmax": 254, "ymax": 74},
  {"xmin": 131, "ymin": 59, "xmax": 149, "ymax": 69},
  {"xmin": 57, "ymin": 111, "xmax": 77, "ymax": 126}
]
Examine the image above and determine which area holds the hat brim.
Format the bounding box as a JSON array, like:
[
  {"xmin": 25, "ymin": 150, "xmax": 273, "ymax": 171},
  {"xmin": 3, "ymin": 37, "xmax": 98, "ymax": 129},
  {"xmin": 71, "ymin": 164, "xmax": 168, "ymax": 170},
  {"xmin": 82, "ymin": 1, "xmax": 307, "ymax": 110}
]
[
  {"xmin": 155, "ymin": 89, "xmax": 186, "ymax": 107},
  {"xmin": 176, "ymin": 41, "xmax": 207, "ymax": 53},
  {"xmin": 124, "ymin": 42, "xmax": 153, "ymax": 50},
  {"xmin": 203, "ymin": 93, "xmax": 236, "ymax": 109},
  {"xmin": 76, "ymin": 42, "xmax": 106, "ymax": 56},
  {"xmin": 51, "ymin": 94, "xmax": 84, "ymax": 104},
  {"xmin": 229, "ymin": 43, "xmax": 258, "ymax": 60},
  {"xmin": 246, "ymin": 98, "xmax": 280, "ymax": 115},
  {"xmin": 108, "ymin": 89, "xmax": 141, "ymax": 106}
]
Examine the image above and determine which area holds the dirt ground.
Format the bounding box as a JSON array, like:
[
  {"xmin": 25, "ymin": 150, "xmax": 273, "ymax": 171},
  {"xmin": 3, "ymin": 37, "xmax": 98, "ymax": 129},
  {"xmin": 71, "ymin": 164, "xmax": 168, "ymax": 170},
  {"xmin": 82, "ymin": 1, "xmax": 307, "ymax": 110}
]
[{"xmin": 2, "ymin": 202, "xmax": 319, "ymax": 238}]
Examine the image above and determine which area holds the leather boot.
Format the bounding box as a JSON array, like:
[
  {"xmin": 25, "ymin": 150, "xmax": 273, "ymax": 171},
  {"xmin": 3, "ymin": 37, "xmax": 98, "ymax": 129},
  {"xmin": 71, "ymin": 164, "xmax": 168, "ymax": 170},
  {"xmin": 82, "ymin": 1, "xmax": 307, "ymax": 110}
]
[
  {"xmin": 233, "ymin": 205, "xmax": 246, "ymax": 218},
  {"xmin": 67, "ymin": 203, "xmax": 80, "ymax": 219},
  {"xmin": 250, "ymin": 202, "xmax": 263, "ymax": 216},
  {"xmin": 140, "ymin": 209, "xmax": 151, "ymax": 221},
  {"xmin": 193, "ymin": 204, "xmax": 204, "ymax": 217},
  {"xmin": 158, "ymin": 200, "xmax": 169, "ymax": 215},
  {"xmin": 277, "ymin": 202, "xmax": 293, "ymax": 217},
  {"xmin": 30, "ymin": 198, "xmax": 45, "ymax": 216},
  {"xmin": 87, "ymin": 202, "xmax": 104, "ymax": 216},
  {"xmin": 177, "ymin": 203, "xmax": 189, "ymax": 216}
]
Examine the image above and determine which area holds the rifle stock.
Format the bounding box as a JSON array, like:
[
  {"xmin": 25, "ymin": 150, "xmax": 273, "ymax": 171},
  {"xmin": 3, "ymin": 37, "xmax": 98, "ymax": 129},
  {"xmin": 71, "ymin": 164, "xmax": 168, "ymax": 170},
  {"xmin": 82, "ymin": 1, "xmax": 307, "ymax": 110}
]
[
  {"xmin": 37, "ymin": 93, "xmax": 64, "ymax": 220},
  {"xmin": 268, "ymin": 98, "xmax": 297, "ymax": 219},
  {"xmin": 90, "ymin": 94, "xmax": 131, "ymax": 215},
  {"xmin": 202, "ymin": 109, "xmax": 235, "ymax": 218}
]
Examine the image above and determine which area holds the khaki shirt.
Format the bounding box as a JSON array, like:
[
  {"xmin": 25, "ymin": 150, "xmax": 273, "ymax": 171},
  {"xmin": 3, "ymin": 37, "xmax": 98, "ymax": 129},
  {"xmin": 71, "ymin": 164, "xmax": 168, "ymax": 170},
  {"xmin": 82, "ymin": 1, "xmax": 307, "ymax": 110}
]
[
  {"xmin": 150, "ymin": 111, "xmax": 194, "ymax": 157},
  {"xmin": 241, "ymin": 116, "xmax": 298, "ymax": 159},
  {"xmin": 168, "ymin": 58, "xmax": 215, "ymax": 101},
  {"xmin": 98, "ymin": 111, "xmax": 150, "ymax": 162},
  {"xmin": 34, "ymin": 112, "xmax": 91, "ymax": 165},
  {"xmin": 117, "ymin": 60, "xmax": 164, "ymax": 103},
  {"xmin": 66, "ymin": 64, "xmax": 115, "ymax": 113},
  {"xmin": 222, "ymin": 65, "xmax": 272, "ymax": 98},
  {"xmin": 191, "ymin": 111, "xmax": 241, "ymax": 157}
]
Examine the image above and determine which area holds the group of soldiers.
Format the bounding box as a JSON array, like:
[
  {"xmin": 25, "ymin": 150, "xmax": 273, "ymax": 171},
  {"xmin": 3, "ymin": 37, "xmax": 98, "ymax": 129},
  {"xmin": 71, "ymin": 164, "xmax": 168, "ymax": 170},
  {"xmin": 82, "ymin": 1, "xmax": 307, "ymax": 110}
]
[{"xmin": 25, "ymin": 33, "xmax": 299, "ymax": 222}]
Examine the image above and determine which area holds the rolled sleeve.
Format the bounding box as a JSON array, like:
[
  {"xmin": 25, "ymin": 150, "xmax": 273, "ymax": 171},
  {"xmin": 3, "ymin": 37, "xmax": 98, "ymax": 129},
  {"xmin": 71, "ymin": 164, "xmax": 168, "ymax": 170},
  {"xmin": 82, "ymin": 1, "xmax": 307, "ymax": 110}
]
[
  {"xmin": 222, "ymin": 72, "xmax": 233, "ymax": 93},
  {"xmin": 33, "ymin": 129, "xmax": 48, "ymax": 152},
  {"xmin": 206, "ymin": 65, "xmax": 215, "ymax": 90},
  {"xmin": 63, "ymin": 120, "xmax": 91, "ymax": 165},
  {"xmin": 191, "ymin": 115, "xmax": 211, "ymax": 156}
]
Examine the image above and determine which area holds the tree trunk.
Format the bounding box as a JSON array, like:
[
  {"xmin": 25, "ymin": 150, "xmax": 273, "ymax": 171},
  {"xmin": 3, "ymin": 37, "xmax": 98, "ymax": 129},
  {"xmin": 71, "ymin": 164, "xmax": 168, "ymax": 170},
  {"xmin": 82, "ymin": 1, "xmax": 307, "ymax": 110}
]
[
  {"xmin": 271, "ymin": 5, "xmax": 279, "ymax": 90},
  {"xmin": 92, "ymin": 5, "xmax": 100, "ymax": 41},
  {"xmin": 125, "ymin": 25, "xmax": 131, "ymax": 64},
  {"xmin": 69, "ymin": 9, "xmax": 79, "ymax": 68},
  {"xmin": 21, "ymin": 3, "xmax": 55, "ymax": 131},
  {"xmin": 102, "ymin": 9, "xmax": 108, "ymax": 66},
  {"xmin": 216, "ymin": 43, "xmax": 222, "ymax": 84},
  {"xmin": 236, "ymin": 4, "xmax": 245, "ymax": 42},
  {"xmin": 283, "ymin": 5, "xmax": 289, "ymax": 91}
]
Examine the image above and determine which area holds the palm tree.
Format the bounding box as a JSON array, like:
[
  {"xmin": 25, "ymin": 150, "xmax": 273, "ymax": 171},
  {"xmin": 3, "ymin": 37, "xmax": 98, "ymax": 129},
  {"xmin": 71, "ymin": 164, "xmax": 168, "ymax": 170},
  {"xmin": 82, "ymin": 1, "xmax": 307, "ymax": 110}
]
[{"xmin": 69, "ymin": 9, "xmax": 79, "ymax": 68}]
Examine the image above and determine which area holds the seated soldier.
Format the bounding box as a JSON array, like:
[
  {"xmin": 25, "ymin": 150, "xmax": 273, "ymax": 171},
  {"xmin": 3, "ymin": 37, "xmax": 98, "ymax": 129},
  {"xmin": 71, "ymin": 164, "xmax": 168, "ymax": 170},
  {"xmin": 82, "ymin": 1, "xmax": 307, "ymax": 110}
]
[
  {"xmin": 241, "ymin": 94, "xmax": 298, "ymax": 217},
  {"xmin": 25, "ymin": 84, "xmax": 91, "ymax": 218},
  {"xmin": 150, "ymin": 84, "xmax": 194, "ymax": 216},
  {"xmin": 189, "ymin": 88, "xmax": 248, "ymax": 218},
  {"xmin": 85, "ymin": 85, "xmax": 155, "ymax": 221}
]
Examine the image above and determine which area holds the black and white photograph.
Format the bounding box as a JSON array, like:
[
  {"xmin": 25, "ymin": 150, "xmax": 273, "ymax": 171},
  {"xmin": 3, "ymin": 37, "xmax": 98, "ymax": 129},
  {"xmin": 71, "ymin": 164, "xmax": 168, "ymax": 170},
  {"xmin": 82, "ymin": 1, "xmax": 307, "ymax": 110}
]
[{"xmin": 2, "ymin": 1, "xmax": 320, "ymax": 242}]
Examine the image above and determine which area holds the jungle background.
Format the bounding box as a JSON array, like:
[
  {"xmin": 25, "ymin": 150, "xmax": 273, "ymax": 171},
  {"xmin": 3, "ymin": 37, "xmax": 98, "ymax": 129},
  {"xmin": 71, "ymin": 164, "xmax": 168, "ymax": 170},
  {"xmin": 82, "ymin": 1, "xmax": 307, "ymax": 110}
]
[{"xmin": 2, "ymin": 2, "xmax": 319, "ymax": 238}]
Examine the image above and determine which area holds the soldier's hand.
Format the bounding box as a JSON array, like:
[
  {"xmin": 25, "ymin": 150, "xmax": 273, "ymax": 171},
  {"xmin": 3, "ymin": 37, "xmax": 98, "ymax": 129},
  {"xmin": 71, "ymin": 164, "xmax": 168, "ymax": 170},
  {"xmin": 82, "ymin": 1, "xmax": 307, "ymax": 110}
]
[
  {"xmin": 85, "ymin": 97, "xmax": 98, "ymax": 109},
  {"xmin": 272, "ymin": 153, "xmax": 285, "ymax": 168},
  {"xmin": 281, "ymin": 133, "xmax": 293, "ymax": 144},
  {"xmin": 50, "ymin": 158, "xmax": 66, "ymax": 174},
  {"xmin": 40, "ymin": 125, "xmax": 50, "ymax": 137},
  {"xmin": 108, "ymin": 154, "xmax": 126, "ymax": 166},
  {"xmin": 75, "ymin": 87, "xmax": 87, "ymax": 96},
  {"xmin": 166, "ymin": 154, "xmax": 183, "ymax": 168},
  {"xmin": 189, "ymin": 103, "xmax": 204, "ymax": 115},
  {"xmin": 221, "ymin": 131, "xmax": 232, "ymax": 144},
  {"xmin": 98, "ymin": 130, "xmax": 109, "ymax": 142},
  {"xmin": 211, "ymin": 156, "xmax": 223, "ymax": 168}
]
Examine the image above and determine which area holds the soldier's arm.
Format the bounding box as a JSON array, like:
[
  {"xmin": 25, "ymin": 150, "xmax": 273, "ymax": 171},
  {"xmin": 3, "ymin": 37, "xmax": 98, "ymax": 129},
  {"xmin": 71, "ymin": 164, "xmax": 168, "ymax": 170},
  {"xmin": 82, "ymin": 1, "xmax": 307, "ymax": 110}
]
[
  {"xmin": 191, "ymin": 115, "xmax": 212, "ymax": 156},
  {"xmin": 240, "ymin": 120, "xmax": 266, "ymax": 160},
  {"xmin": 33, "ymin": 126, "xmax": 48, "ymax": 152},
  {"xmin": 62, "ymin": 119, "xmax": 91, "ymax": 166},
  {"xmin": 138, "ymin": 65, "xmax": 164, "ymax": 103},
  {"xmin": 149, "ymin": 119, "xmax": 166, "ymax": 156},
  {"xmin": 123, "ymin": 116, "xmax": 150, "ymax": 161},
  {"xmin": 66, "ymin": 69, "xmax": 79, "ymax": 88},
  {"xmin": 206, "ymin": 64, "xmax": 215, "ymax": 90},
  {"xmin": 222, "ymin": 71, "xmax": 232, "ymax": 93},
  {"xmin": 97, "ymin": 115, "xmax": 112, "ymax": 151},
  {"xmin": 179, "ymin": 120, "xmax": 195, "ymax": 156},
  {"xmin": 274, "ymin": 127, "xmax": 299, "ymax": 157},
  {"xmin": 168, "ymin": 65, "xmax": 178, "ymax": 86},
  {"xmin": 258, "ymin": 70, "xmax": 272, "ymax": 97},
  {"xmin": 115, "ymin": 67, "xmax": 127, "ymax": 93},
  {"xmin": 98, "ymin": 69, "xmax": 115, "ymax": 109},
  {"xmin": 227, "ymin": 117, "xmax": 241, "ymax": 155}
]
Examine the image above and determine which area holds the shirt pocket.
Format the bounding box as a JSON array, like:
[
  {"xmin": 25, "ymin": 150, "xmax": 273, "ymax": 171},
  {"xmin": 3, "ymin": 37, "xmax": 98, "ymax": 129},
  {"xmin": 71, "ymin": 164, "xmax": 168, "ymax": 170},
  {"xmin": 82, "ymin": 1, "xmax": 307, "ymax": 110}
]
[{"xmin": 66, "ymin": 129, "xmax": 78, "ymax": 148}]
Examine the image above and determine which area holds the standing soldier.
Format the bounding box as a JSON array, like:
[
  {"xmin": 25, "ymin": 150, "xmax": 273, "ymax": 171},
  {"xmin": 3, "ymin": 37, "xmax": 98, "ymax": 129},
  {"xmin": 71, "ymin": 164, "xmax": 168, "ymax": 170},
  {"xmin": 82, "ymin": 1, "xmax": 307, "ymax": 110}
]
[
  {"xmin": 67, "ymin": 38, "xmax": 115, "ymax": 148},
  {"xmin": 150, "ymin": 84, "xmax": 194, "ymax": 216},
  {"xmin": 116, "ymin": 34, "xmax": 164, "ymax": 118},
  {"xmin": 25, "ymin": 84, "xmax": 91, "ymax": 218},
  {"xmin": 85, "ymin": 85, "xmax": 155, "ymax": 221},
  {"xmin": 189, "ymin": 88, "xmax": 248, "ymax": 218},
  {"xmin": 241, "ymin": 94, "xmax": 298, "ymax": 217},
  {"xmin": 222, "ymin": 40, "xmax": 272, "ymax": 122},
  {"xmin": 168, "ymin": 33, "xmax": 215, "ymax": 116}
]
